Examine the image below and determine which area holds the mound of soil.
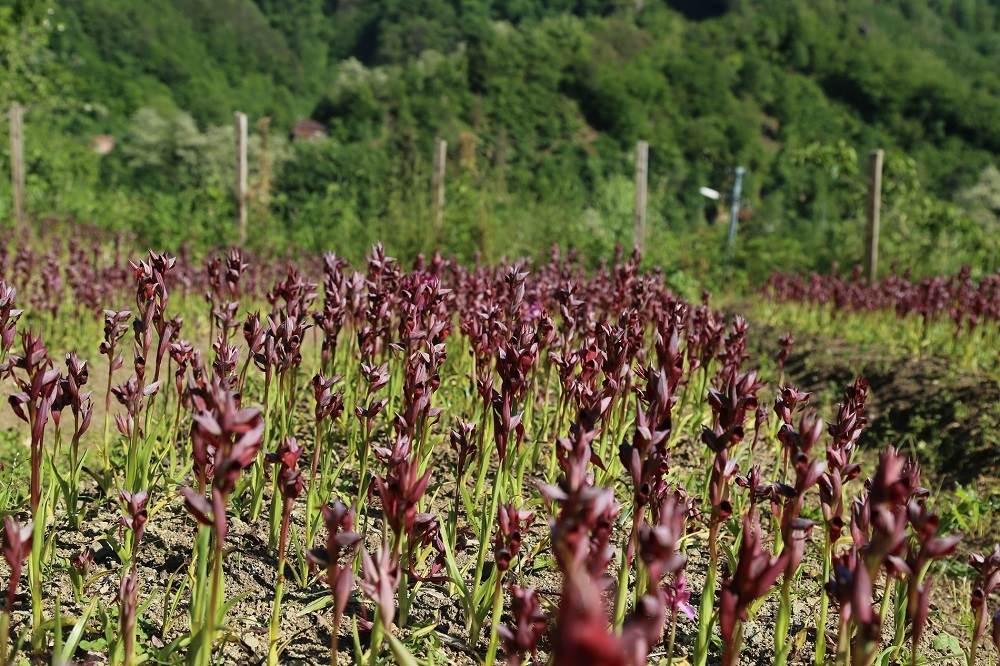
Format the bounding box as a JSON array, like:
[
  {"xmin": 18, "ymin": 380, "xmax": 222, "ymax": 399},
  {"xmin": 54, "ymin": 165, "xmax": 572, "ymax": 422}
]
[{"xmin": 750, "ymin": 322, "xmax": 1000, "ymax": 485}]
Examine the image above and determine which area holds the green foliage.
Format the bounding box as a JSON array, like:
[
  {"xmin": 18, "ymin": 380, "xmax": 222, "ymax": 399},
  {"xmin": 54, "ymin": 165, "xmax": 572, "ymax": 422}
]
[{"xmin": 1, "ymin": 0, "xmax": 999, "ymax": 284}]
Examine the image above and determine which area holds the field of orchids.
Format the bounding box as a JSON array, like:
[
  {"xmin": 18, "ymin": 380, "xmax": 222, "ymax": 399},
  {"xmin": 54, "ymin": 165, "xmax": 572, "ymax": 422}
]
[
  {"xmin": 759, "ymin": 268, "xmax": 1000, "ymax": 374},
  {"xmin": 0, "ymin": 238, "xmax": 996, "ymax": 666}
]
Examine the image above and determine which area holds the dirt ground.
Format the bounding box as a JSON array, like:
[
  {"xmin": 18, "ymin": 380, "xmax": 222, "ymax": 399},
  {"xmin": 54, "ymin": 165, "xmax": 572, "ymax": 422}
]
[{"xmin": 748, "ymin": 320, "xmax": 1000, "ymax": 487}]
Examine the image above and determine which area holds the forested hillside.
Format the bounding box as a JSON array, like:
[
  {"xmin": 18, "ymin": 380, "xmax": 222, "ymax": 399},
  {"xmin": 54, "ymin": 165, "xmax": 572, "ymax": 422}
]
[{"xmin": 2, "ymin": 0, "xmax": 999, "ymax": 285}]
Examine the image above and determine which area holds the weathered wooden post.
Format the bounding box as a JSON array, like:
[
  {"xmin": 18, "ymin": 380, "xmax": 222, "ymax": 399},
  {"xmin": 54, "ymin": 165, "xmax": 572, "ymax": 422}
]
[
  {"xmin": 864, "ymin": 149, "xmax": 884, "ymax": 283},
  {"xmin": 9, "ymin": 103, "xmax": 25, "ymax": 228},
  {"xmin": 432, "ymin": 138, "xmax": 446, "ymax": 229},
  {"xmin": 235, "ymin": 111, "xmax": 248, "ymax": 244},
  {"xmin": 633, "ymin": 140, "xmax": 649, "ymax": 252}
]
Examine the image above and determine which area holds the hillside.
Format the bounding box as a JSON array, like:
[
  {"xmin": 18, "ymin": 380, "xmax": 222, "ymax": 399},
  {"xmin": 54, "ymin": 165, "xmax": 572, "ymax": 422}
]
[{"xmin": 2, "ymin": 0, "xmax": 999, "ymax": 283}]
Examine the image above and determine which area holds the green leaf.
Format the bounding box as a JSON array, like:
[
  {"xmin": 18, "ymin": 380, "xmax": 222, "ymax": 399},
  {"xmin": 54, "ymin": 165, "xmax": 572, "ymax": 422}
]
[
  {"xmin": 409, "ymin": 621, "xmax": 438, "ymax": 640},
  {"xmin": 53, "ymin": 596, "xmax": 63, "ymax": 659},
  {"xmin": 441, "ymin": 532, "xmax": 472, "ymax": 614},
  {"xmin": 930, "ymin": 633, "xmax": 963, "ymax": 657},
  {"xmin": 221, "ymin": 589, "xmax": 253, "ymax": 618},
  {"xmin": 473, "ymin": 568, "xmax": 497, "ymax": 616},
  {"xmin": 50, "ymin": 458, "xmax": 71, "ymax": 502},
  {"xmin": 59, "ymin": 597, "xmax": 99, "ymax": 664},
  {"xmin": 79, "ymin": 638, "xmax": 108, "ymax": 652},
  {"xmin": 459, "ymin": 482, "xmax": 475, "ymax": 519},
  {"xmin": 351, "ymin": 616, "xmax": 364, "ymax": 665},
  {"xmin": 295, "ymin": 594, "xmax": 331, "ymax": 617},
  {"xmin": 75, "ymin": 449, "xmax": 90, "ymax": 474},
  {"xmin": 386, "ymin": 633, "xmax": 420, "ymax": 666},
  {"xmin": 874, "ymin": 646, "xmax": 898, "ymax": 665}
]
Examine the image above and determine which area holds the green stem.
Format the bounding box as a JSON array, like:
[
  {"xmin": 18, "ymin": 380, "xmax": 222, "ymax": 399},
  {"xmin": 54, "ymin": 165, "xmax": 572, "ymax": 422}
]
[
  {"xmin": 612, "ymin": 544, "xmax": 632, "ymax": 632},
  {"xmin": 773, "ymin": 573, "xmax": 793, "ymax": 666},
  {"xmin": 355, "ymin": 421, "xmax": 372, "ymax": 517},
  {"xmin": 398, "ymin": 569, "xmax": 410, "ymax": 629},
  {"xmin": 368, "ymin": 606, "xmax": 384, "ymax": 666},
  {"xmin": 614, "ymin": 503, "xmax": 643, "ymax": 629},
  {"xmin": 968, "ymin": 605, "xmax": 982, "ymax": 666},
  {"xmin": 268, "ymin": 507, "xmax": 290, "ymax": 666},
  {"xmin": 103, "ymin": 360, "xmax": 114, "ymax": 471},
  {"xmin": 250, "ymin": 372, "xmax": 272, "ymax": 521},
  {"xmin": 815, "ymin": 538, "xmax": 831, "ymax": 666},
  {"xmin": 0, "ymin": 610, "xmax": 7, "ymax": 666},
  {"xmin": 665, "ymin": 607, "xmax": 678, "ymax": 666},
  {"xmin": 483, "ymin": 574, "xmax": 504, "ymax": 666},
  {"xmin": 721, "ymin": 619, "xmax": 744, "ymax": 666},
  {"xmin": 835, "ymin": 612, "xmax": 850, "ymax": 666},
  {"xmin": 191, "ymin": 523, "xmax": 210, "ymax": 629},
  {"xmin": 892, "ymin": 580, "xmax": 907, "ymax": 655},
  {"xmin": 470, "ymin": 456, "xmax": 504, "ymax": 642},
  {"xmin": 28, "ymin": 499, "xmax": 44, "ymax": 651},
  {"xmin": 202, "ymin": 539, "xmax": 224, "ymax": 666},
  {"xmin": 69, "ymin": 432, "xmax": 80, "ymax": 529},
  {"xmin": 694, "ymin": 521, "xmax": 719, "ymax": 666}
]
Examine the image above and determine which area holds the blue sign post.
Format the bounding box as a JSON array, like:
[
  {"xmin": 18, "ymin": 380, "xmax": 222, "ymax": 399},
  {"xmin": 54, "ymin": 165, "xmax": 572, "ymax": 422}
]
[{"xmin": 726, "ymin": 165, "xmax": 745, "ymax": 249}]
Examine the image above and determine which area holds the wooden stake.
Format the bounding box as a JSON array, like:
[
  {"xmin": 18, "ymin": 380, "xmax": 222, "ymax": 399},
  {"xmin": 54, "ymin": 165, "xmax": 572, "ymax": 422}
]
[
  {"xmin": 235, "ymin": 111, "xmax": 248, "ymax": 244},
  {"xmin": 865, "ymin": 149, "xmax": 884, "ymax": 283},
  {"xmin": 9, "ymin": 103, "xmax": 25, "ymax": 229},
  {"xmin": 633, "ymin": 140, "xmax": 649, "ymax": 252},
  {"xmin": 432, "ymin": 138, "xmax": 447, "ymax": 229}
]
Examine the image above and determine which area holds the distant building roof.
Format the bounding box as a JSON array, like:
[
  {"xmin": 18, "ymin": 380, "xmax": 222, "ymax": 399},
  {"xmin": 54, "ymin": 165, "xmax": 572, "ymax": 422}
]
[
  {"xmin": 293, "ymin": 119, "xmax": 327, "ymax": 141},
  {"xmin": 91, "ymin": 134, "xmax": 115, "ymax": 155}
]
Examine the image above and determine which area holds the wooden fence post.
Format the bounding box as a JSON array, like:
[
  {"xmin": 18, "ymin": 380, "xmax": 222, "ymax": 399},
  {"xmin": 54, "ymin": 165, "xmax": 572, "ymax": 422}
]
[
  {"xmin": 633, "ymin": 140, "xmax": 648, "ymax": 252},
  {"xmin": 235, "ymin": 111, "xmax": 248, "ymax": 244},
  {"xmin": 9, "ymin": 103, "xmax": 25, "ymax": 229},
  {"xmin": 432, "ymin": 138, "xmax": 446, "ymax": 229},
  {"xmin": 865, "ymin": 149, "xmax": 884, "ymax": 283}
]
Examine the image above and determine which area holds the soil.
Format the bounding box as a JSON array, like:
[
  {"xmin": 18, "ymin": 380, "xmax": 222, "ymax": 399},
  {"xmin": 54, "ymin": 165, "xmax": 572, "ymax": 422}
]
[{"xmin": 747, "ymin": 320, "xmax": 1000, "ymax": 487}]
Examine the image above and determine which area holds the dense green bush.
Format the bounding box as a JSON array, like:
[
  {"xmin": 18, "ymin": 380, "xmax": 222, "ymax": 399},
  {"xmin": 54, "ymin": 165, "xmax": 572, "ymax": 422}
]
[{"xmin": 1, "ymin": 0, "xmax": 998, "ymax": 286}]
